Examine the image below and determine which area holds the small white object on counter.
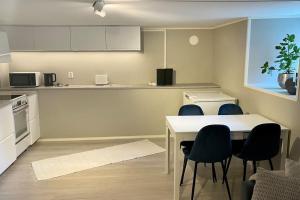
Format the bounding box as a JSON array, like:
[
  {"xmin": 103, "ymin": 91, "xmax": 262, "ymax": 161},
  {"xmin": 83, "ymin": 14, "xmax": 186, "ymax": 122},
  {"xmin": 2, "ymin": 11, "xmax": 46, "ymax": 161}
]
[{"xmin": 95, "ymin": 74, "xmax": 109, "ymax": 85}]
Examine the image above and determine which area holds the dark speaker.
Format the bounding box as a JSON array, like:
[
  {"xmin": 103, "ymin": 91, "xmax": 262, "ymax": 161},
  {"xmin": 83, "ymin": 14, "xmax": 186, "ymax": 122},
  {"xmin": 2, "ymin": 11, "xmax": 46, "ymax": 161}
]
[
  {"xmin": 156, "ymin": 68, "xmax": 173, "ymax": 86},
  {"xmin": 157, "ymin": 69, "xmax": 166, "ymax": 86},
  {"xmin": 164, "ymin": 68, "xmax": 173, "ymax": 85}
]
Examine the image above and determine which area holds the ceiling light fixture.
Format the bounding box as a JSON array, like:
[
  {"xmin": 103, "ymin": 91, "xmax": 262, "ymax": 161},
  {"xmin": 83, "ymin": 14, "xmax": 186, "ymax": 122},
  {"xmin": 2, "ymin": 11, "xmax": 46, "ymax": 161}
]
[{"xmin": 93, "ymin": 0, "xmax": 106, "ymax": 17}]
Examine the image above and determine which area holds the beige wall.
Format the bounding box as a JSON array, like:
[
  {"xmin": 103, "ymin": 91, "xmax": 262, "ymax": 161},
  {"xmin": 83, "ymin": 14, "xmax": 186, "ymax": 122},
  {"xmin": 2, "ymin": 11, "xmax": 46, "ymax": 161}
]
[
  {"xmin": 9, "ymin": 29, "xmax": 214, "ymax": 85},
  {"xmin": 213, "ymin": 20, "xmax": 300, "ymax": 159},
  {"xmin": 166, "ymin": 29, "xmax": 213, "ymax": 83},
  {"xmin": 5, "ymin": 28, "xmax": 216, "ymax": 138}
]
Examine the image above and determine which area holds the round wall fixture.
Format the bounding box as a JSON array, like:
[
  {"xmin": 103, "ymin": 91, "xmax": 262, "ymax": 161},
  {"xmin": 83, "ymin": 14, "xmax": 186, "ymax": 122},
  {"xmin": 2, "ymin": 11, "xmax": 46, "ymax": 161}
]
[{"xmin": 189, "ymin": 35, "xmax": 199, "ymax": 46}]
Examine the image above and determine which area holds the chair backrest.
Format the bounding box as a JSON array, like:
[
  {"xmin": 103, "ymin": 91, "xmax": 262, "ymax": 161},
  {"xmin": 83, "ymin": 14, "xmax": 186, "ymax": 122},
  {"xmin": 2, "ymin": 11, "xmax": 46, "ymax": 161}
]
[
  {"xmin": 189, "ymin": 125, "xmax": 232, "ymax": 163},
  {"xmin": 218, "ymin": 103, "xmax": 243, "ymax": 115},
  {"xmin": 239, "ymin": 123, "xmax": 281, "ymax": 161},
  {"xmin": 178, "ymin": 104, "xmax": 204, "ymax": 116}
]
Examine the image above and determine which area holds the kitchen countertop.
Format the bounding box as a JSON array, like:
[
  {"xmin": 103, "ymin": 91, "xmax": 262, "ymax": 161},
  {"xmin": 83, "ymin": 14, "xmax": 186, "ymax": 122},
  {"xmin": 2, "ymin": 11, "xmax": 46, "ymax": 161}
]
[{"xmin": 0, "ymin": 83, "xmax": 219, "ymax": 91}]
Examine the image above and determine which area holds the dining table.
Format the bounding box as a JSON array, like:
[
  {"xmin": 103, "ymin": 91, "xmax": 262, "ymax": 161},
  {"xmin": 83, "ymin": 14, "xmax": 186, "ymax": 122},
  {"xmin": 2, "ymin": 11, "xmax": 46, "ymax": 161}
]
[{"xmin": 165, "ymin": 114, "xmax": 290, "ymax": 200}]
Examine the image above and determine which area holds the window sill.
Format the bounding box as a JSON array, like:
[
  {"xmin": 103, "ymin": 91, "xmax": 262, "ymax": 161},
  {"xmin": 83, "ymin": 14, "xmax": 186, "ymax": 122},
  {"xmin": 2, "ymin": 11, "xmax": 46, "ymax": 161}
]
[{"xmin": 245, "ymin": 84, "xmax": 298, "ymax": 102}]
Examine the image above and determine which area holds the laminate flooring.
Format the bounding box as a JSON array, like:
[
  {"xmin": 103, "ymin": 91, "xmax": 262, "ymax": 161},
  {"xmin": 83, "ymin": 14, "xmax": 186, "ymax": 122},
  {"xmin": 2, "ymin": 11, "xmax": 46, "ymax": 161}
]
[{"xmin": 0, "ymin": 139, "xmax": 251, "ymax": 200}]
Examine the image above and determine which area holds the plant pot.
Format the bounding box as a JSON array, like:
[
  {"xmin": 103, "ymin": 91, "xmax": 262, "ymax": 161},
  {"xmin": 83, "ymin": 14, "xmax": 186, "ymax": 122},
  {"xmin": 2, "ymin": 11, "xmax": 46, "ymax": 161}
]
[{"xmin": 278, "ymin": 73, "xmax": 294, "ymax": 89}]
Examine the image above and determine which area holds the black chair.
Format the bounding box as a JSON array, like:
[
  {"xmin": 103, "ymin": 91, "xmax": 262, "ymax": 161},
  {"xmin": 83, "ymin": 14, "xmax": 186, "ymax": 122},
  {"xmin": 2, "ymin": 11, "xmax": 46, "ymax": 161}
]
[
  {"xmin": 234, "ymin": 123, "xmax": 281, "ymax": 181},
  {"xmin": 218, "ymin": 103, "xmax": 243, "ymax": 115},
  {"xmin": 179, "ymin": 104, "xmax": 204, "ymax": 116},
  {"xmin": 178, "ymin": 105, "xmax": 207, "ymax": 185},
  {"xmin": 184, "ymin": 125, "xmax": 232, "ymax": 200},
  {"xmin": 218, "ymin": 104, "xmax": 244, "ymax": 181}
]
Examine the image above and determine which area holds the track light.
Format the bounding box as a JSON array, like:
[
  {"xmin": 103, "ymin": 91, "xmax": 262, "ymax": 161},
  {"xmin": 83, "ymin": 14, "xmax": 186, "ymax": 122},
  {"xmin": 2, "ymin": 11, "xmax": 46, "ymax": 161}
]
[{"xmin": 93, "ymin": 0, "xmax": 106, "ymax": 17}]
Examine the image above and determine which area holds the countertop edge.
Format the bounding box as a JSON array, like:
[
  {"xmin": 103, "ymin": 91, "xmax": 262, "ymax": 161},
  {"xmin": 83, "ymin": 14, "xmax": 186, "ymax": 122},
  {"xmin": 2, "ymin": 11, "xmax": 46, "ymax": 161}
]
[{"xmin": 0, "ymin": 83, "xmax": 220, "ymax": 91}]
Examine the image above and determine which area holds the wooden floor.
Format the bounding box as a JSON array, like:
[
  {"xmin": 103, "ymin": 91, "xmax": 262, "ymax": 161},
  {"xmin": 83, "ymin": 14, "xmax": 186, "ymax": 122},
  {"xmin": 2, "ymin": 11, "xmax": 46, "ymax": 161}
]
[{"xmin": 0, "ymin": 139, "xmax": 248, "ymax": 200}]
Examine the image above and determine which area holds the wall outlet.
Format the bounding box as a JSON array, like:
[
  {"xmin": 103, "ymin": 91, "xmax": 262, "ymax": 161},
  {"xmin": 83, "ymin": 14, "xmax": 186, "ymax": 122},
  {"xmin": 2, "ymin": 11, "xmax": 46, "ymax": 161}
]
[{"xmin": 68, "ymin": 72, "xmax": 74, "ymax": 79}]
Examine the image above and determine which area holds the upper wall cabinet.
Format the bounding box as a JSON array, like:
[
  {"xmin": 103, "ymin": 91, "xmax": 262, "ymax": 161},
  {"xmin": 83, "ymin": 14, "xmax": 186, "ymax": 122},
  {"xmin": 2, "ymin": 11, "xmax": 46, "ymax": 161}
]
[
  {"xmin": 106, "ymin": 26, "xmax": 141, "ymax": 51},
  {"xmin": 0, "ymin": 26, "xmax": 34, "ymax": 51},
  {"xmin": 0, "ymin": 31, "xmax": 10, "ymax": 55},
  {"xmin": 0, "ymin": 31, "xmax": 10, "ymax": 63},
  {"xmin": 33, "ymin": 27, "xmax": 71, "ymax": 51},
  {"xmin": 70, "ymin": 26, "xmax": 106, "ymax": 51},
  {"xmin": 0, "ymin": 26, "xmax": 141, "ymax": 52}
]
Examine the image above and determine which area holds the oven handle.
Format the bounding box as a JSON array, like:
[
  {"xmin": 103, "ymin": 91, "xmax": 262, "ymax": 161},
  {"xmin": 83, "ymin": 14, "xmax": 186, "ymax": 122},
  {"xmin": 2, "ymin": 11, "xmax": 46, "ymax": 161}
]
[{"xmin": 13, "ymin": 104, "xmax": 29, "ymax": 114}]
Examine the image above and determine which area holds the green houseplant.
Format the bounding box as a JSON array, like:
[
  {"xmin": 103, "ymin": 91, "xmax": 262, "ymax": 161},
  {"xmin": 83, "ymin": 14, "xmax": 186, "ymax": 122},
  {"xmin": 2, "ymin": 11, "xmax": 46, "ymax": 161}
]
[{"xmin": 261, "ymin": 34, "xmax": 300, "ymax": 89}]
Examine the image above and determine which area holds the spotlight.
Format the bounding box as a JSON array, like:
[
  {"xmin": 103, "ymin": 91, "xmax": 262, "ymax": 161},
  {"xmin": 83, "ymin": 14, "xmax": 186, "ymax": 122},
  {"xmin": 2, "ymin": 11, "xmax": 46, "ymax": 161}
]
[{"xmin": 93, "ymin": 0, "xmax": 106, "ymax": 17}]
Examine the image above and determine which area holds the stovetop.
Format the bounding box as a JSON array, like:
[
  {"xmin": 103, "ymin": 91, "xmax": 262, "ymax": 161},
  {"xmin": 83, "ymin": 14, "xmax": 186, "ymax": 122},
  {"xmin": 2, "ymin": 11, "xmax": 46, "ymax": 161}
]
[{"xmin": 0, "ymin": 95, "xmax": 23, "ymax": 100}]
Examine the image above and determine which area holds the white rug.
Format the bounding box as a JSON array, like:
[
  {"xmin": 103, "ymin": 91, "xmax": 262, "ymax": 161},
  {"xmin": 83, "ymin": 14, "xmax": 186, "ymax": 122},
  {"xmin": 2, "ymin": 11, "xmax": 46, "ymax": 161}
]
[{"xmin": 32, "ymin": 140, "xmax": 165, "ymax": 180}]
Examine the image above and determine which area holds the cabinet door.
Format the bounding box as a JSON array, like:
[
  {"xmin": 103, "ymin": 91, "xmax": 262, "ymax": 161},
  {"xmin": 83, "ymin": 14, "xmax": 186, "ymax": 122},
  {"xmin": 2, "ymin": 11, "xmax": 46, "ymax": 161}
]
[
  {"xmin": 0, "ymin": 134, "xmax": 16, "ymax": 175},
  {"xmin": 33, "ymin": 26, "xmax": 70, "ymax": 51},
  {"xmin": 0, "ymin": 104, "xmax": 15, "ymax": 141},
  {"xmin": 0, "ymin": 26, "xmax": 34, "ymax": 51},
  {"xmin": 28, "ymin": 94, "xmax": 39, "ymax": 121},
  {"xmin": 70, "ymin": 26, "xmax": 106, "ymax": 51},
  {"xmin": 0, "ymin": 31, "xmax": 10, "ymax": 55},
  {"xmin": 106, "ymin": 26, "xmax": 141, "ymax": 51},
  {"xmin": 30, "ymin": 117, "xmax": 40, "ymax": 145}
]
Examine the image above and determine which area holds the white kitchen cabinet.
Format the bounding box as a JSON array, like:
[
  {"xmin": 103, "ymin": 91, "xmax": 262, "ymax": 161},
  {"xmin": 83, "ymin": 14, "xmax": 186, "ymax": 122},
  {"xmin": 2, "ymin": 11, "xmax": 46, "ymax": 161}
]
[
  {"xmin": 105, "ymin": 26, "xmax": 141, "ymax": 51},
  {"xmin": 0, "ymin": 31, "xmax": 10, "ymax": 63},
  {"xmin": 183, "ymin": 91, "xmax": 237, "ymax": 115},
  {"xmin": 0, "ymin": 103, "xmax": 15, "ymax": 141},
  {"xmin": 29, "ymin": 117, "xmax": 40, "ymax": 145},
  {"xmin": 0, "ymin": 103, "xmax": 16, "ymax": 175},
  {"xmin": 0, "ymin": 31, "xmax": 10, "ymax": 55},
  {"xmin": 33, "ymin": 27, "xmax": 71, "ymax": 51},
  {"xmin": 28, "ymin": 93, "xmax": 41, "ymax": 145},
  {"xmin": 0, "ymin": 26, "xmax": 34, "ymax": 51},
  {"xmin": 70, "ymin": 26, "xmax": 106, "ymax": 51}
]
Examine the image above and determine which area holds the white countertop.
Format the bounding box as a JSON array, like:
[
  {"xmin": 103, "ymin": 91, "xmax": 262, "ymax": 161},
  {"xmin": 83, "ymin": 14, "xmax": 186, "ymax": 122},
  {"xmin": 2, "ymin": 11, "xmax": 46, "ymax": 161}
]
[{"xmin": 0, "ymin": 83, "xmax": 219, "ymax": 91}]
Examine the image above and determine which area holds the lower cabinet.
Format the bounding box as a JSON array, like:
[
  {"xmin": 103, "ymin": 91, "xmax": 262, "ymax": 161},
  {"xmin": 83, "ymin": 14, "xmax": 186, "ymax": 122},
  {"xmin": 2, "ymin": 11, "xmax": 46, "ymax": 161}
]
[
  {"xmin": 0, "ymin": 134, "xmax": 16, "ymax": 175},
  {"xmin": 28, "ymin": 93, "xmax": 41, "ymax": 145},
  {"xmin": 30, "ymin": 115, "xmax": 41, "ymax": 145}
]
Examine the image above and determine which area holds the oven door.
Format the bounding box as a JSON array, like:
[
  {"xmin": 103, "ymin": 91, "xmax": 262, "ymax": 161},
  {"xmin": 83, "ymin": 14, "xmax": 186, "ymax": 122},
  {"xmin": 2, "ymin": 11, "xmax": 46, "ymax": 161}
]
[
  {"xmin": 13, "ymin": 105, "xmax": 29, "ymax": 144},
  {"xmin": 9, "ymin": 73, "xmax": 37, "ymax": 87}
]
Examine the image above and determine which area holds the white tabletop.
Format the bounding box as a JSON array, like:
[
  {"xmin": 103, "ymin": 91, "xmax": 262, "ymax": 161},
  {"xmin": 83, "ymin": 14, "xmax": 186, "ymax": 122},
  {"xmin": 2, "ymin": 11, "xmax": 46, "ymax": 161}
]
[{"xmin": 166, "ymin": 114, "xmax": 288, "ymax": 133}]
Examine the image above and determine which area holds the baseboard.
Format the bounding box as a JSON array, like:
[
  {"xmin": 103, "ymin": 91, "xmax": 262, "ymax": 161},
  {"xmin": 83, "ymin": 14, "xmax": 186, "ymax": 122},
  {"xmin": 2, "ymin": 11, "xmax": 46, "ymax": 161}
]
[{"xmin": 38, "ymin": 135, "xmax": 165, "ymax": 142}]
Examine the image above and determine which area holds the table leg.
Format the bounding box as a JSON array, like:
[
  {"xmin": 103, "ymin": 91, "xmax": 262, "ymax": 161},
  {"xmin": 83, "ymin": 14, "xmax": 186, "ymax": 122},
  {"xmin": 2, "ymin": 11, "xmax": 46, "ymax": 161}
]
[
  {"xmin": 280, "ymin": 130, "xmax": 290, "ymax": 169},
  {"xmin": 165, "ymin": 126, "xmax": 170, "ymax": 174},
  {"xmin": 174, "ymin": 135, "xmax": 181, "ymax": 200}
]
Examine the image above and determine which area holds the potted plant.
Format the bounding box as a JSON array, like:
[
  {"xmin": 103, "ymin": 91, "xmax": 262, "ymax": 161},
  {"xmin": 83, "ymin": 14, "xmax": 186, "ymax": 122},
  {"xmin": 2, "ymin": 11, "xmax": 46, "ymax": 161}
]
[{"xmin": 261, "ymin": 34, "xmax": 300, "ymax": 89}]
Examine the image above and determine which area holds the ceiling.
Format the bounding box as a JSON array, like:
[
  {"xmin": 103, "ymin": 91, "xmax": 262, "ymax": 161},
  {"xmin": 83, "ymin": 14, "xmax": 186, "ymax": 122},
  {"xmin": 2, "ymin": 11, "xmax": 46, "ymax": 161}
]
[{"xmin": 0, "ymin": 0, "xmax": 299, "ymax": 28}]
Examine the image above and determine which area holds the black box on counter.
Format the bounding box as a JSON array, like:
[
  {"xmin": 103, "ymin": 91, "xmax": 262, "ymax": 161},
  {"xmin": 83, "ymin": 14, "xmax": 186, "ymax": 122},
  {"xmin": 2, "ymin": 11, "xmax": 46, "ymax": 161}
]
[{"xmin": 156, "ymin": 68, "xmax": 173, "ymax": 86}]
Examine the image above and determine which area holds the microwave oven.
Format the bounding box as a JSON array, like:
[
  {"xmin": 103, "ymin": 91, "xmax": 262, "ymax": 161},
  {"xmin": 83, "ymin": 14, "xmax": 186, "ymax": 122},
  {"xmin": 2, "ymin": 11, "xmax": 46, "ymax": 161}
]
[{"xmin": 9, "ymin": 72, "xmax": 41, "ymax": 87}]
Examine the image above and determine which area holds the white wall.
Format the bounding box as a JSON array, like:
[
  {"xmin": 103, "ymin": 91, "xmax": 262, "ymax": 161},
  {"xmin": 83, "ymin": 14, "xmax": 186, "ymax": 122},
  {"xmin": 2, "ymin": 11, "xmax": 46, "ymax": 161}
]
[{"xmin": 213, "ymin": 19, "xmax": 300, "ymax": 160}]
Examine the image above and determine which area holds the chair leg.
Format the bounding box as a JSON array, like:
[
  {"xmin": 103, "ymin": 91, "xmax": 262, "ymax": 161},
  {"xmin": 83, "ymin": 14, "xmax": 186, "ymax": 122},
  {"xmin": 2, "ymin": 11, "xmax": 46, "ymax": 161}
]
[
  {"xmin": 180, "ymin": 156, "xmax": 188, "ymax": 186},
  {"xmin": 269, "ymin": 159, "xmax": 274, "ymax": 170},
  {"xmin": 221, "ymin": 161, "xmax": 232, "ymax": 200},
  {"xmin": 191, "ymin": 162, "xmax": 198, "ymax": 200},
  {"xmin": 212, "ymin": 163, "xmax": 217, "ymax": 183},
  {"xmin": 243, "ymin": 160, "xmax": 247, "ymax": 181},
  {"xmin": 253, "ymin": 161, "xmax": 257, "ymax": 174},
  {"xmin": 223, "ymin": 156, "xmax": 232, "ymax": 184}
]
